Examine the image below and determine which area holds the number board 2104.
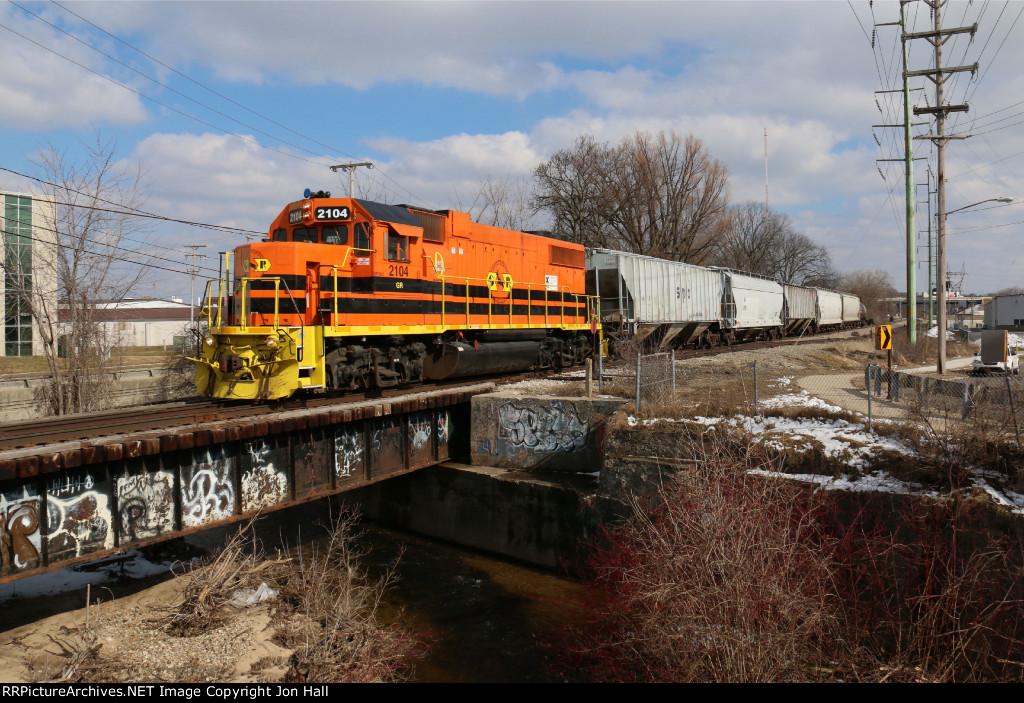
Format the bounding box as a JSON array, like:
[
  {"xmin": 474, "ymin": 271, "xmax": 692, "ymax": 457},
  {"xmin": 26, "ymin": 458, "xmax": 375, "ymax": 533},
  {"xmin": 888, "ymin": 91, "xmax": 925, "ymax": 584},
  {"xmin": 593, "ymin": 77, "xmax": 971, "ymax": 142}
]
[{"xmin": 315, "ymin": 206, "xmax": 350, "ymax": 221}]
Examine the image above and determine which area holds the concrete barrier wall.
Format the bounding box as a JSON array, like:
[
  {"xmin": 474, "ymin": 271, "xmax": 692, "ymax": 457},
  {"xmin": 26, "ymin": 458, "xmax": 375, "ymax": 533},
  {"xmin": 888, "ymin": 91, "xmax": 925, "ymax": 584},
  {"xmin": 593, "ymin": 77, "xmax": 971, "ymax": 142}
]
[
  {"xmin": 350, "ymin": 463, "xmax": 616, "ymax": 570},
  {"xmin": 0, "ymin": 370, "xmax": 185, "ymax": 422},
  {"xmin": 470, "ymin": 393, "xmax": 627, "ymax": 472}
]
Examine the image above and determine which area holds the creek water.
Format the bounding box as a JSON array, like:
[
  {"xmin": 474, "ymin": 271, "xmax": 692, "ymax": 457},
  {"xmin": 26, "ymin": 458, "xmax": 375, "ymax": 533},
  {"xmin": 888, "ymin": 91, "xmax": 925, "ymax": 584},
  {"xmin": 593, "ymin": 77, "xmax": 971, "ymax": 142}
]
[
  {"xmin": 357, "ymin": 524, "xmax": 590, "ymax": 682},
  {"xmin": 185, "ymin": 497, "xmax": 592, "ymax": 682},
  {"xmin": 0, "ymin": 495, "xmax": 592, "ymax": 682}
]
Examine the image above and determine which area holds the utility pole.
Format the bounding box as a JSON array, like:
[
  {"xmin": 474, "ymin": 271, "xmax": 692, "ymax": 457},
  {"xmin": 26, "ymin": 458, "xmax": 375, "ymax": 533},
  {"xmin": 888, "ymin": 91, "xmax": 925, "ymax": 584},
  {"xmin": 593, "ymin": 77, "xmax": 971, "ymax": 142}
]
[
  {"xmin": 875, "ymin": 1, "xmax": 926, "ymax": 342},
  {"xmin": 184, "ymin": 243, "xmax": 207, "ymax": 330},
  {"xmin": 908, "ymin": 0, "xmax": 976, "ymax": 374},
  {"xmin": 917, "ymin": 166, "xmax": 935, "ymax": 327},
  {"xmin": 328, "ymin": 162, "xmax": 374, "ymax": 198}
]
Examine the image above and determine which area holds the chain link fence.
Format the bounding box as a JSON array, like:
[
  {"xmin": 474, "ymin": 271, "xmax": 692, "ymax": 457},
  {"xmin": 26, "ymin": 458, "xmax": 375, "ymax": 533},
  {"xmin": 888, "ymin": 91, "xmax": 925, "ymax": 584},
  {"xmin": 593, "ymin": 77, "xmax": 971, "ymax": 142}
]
[{"xmin": 620, "ymin": 349, "xmax": 1024, "ymax": 442}]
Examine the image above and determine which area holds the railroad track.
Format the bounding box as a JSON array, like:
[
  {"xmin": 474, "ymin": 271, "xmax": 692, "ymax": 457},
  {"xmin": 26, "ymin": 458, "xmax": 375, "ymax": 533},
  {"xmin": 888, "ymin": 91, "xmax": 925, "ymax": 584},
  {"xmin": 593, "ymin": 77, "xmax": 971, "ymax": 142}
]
[
  {"xmin": 0, "ymin": 332, "xmax": 864, "ymax": 451},
  {"xmin": 0, "ymin": 375, "xmax": 523, "ymax": 452},
  {"xmin": 615, "ymin": 327, "xmax": 868, "ymax": 363}
]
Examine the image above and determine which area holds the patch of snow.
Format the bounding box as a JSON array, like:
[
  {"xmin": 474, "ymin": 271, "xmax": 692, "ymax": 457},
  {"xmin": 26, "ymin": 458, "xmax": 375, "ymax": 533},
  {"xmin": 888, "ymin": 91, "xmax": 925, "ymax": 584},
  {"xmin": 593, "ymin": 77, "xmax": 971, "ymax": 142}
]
[
  {"xmin": 748, "ymin": 469, "xmax": 938, "ymax": 497},
  {"xmin": 926, "ymin": 326, "xmax": 956, "ymax": 340},
  {"xmin": 633, "ymin": 410, "xmax": 913, "ymax": 470},
  {"xmin": 760, "ymin": 391, "xmax": 846, "ymax": 413}
]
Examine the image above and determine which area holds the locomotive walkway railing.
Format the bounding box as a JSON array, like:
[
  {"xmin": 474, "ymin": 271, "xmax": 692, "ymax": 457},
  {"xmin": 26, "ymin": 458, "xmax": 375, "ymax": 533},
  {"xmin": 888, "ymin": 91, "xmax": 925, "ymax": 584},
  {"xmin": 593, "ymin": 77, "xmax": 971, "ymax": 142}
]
[{"xmin": 200, "ymin": 249, "xmax": 602, "ymax": 333}]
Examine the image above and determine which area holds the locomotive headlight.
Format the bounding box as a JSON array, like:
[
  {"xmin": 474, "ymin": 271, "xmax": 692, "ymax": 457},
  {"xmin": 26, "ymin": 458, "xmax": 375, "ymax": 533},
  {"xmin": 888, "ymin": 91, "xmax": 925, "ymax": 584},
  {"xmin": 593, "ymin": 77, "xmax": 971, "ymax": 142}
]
[
  {"xmin": 265, "ymin": 334, "xmax": 278, "ymax": 347},
  {"xmin": 204, "ymin": 336, "xmax": 214, "ymax": 346}
]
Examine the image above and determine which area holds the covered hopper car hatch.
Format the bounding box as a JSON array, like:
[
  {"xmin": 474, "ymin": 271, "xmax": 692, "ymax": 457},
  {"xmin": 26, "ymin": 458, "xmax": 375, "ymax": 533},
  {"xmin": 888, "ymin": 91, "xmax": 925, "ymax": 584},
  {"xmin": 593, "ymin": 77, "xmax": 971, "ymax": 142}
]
[{"xmin": 194, "ymin": 193, "xmax": 600, "ymax": 400}]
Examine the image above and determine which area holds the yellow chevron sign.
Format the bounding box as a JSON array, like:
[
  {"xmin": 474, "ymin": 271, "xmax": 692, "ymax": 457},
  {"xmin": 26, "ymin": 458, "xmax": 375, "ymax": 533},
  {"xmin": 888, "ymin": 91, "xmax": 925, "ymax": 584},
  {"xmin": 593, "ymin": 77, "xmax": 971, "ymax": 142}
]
[{"xmin": 876, "ymin": 324, "xmax": 892, "ymax": 351}]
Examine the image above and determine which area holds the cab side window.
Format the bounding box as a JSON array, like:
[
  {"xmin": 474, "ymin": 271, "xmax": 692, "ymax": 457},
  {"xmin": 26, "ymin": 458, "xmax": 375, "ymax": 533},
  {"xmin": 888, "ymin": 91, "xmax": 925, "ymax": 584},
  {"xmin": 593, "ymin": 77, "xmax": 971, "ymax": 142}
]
[
  {"xmin": 353, "ymin": 223, "xmax": 370, "ymax": 250},
  {"xmin": 273, "ymin": 228, "xmax": 287, "ymax": 241},
  {"xmin": 387, "ymin": 233, "xmax": 408, "ymax": 261}
]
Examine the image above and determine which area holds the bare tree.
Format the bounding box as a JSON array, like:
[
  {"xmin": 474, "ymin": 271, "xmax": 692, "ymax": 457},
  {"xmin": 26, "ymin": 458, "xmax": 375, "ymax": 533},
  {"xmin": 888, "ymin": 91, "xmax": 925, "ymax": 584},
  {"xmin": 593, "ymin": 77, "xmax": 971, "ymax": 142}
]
[
  {"xmin": 8, "ymin": 135, "xmax": 152, "ymax": 415},
  {"xmin": 533, "ymin": 131, "xmax": 730, "ymax": 260},
  {"xmin": 840, "ymin": 270, "xmax": 899, "ymax": 321},
  {"xmin": 776, "ymin": 232, "xmax": 838, "ymax": 287},
  {"xmin": 993, "ymin": 286, "xmax": 1024, "ymax": 297},
  {"xmin": 712, "ymin": 202, "xmax": 837, "ymax": 286},
  {"xmin": 471, "ymin": 174, "xmax": 538, "ymax": 231},
  {"xmin": 607, "ymin": 131, "xmax": 730, "ymax": 263},
  {"xmin": 532, "ymin": 134, "xmax": 614, "ymax": 246},
  {"xmin": 712, "ymin": 202, "xmax": 787, "ymax": 274}
]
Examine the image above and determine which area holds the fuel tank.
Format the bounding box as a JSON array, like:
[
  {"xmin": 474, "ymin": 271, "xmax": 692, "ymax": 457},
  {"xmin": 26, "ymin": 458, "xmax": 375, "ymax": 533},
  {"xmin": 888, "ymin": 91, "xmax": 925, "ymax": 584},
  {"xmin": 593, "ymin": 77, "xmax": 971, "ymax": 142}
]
[{"xmin": 423, "ymin": 340, "xmax": 541, "ymax": 380}]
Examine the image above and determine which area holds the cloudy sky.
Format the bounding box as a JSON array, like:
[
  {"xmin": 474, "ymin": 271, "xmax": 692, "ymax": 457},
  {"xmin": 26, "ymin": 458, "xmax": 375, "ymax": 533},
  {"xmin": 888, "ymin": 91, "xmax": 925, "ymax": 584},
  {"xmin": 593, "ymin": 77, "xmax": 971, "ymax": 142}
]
[{"xmin": 0, "ymin": 0, "xmax": 1022, "ymax": 300}]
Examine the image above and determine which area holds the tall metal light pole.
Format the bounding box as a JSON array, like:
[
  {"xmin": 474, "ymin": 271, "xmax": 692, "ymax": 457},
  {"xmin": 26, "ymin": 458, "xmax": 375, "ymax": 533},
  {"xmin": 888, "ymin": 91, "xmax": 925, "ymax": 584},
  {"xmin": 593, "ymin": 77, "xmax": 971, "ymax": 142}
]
[{"xmin": 937, "ymin": 197, "xmax": 1014, "ymax": 366}]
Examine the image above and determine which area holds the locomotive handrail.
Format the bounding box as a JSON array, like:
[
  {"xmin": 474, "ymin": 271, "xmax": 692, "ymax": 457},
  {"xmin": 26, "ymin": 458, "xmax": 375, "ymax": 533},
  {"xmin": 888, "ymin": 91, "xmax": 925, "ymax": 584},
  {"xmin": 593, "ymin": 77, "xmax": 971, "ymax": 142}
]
[
  {"xmin": 337, "ymin": 246, "xmax": 376, "ymax": 269},
  {"xmin": 238, "ymin": 276, "xmax": 294, "ymax": 331},
  {"xmin": 316, "ymin": 264, "xmax": 342, "ymax": 323}
]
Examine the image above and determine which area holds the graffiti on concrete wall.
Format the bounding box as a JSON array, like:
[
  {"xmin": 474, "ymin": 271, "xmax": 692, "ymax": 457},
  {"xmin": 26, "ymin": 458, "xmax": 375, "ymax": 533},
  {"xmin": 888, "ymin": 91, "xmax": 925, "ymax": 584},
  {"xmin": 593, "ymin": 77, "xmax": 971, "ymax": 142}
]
[
  {"xmin": 47, "ymin": 472, "xmax": 114, "ymax": 560},
  {"xmin": 496, "ymin": 401, "xmax": 589, "ymax": 453},
  {"xmin": 0, "ymin": 485, "xmax": 41, "ymax": 572},
  {"xmin": 116, "ymin": 469, "xmax": 175, "ymax": 543},
  {"xmin": 242, "ymin": 439, "xmax": 289, "ymax": 510},
  {"xmin": 334, "ymin": 425, "xmax": 364, "ymax": 481},
  {"xmin": 183, "ymin": 446, "xmax": 235, "ymax": 527}
]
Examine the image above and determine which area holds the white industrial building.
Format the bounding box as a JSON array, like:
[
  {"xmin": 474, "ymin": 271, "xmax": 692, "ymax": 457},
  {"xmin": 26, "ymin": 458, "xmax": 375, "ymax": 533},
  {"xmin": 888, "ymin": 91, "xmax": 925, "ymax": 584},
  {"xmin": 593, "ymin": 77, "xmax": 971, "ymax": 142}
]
[
  {"xmin": 68, "ymin": 298, "xmax": 196, "ymax": 348},
  {"xmin": 984, "ymin": 294, "xmax": 1024, "ymax": 331}
]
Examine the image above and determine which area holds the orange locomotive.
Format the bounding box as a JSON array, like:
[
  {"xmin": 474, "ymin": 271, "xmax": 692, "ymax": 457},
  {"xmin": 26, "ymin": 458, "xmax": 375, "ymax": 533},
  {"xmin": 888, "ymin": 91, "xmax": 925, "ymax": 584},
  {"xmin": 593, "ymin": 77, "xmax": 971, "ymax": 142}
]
[{"xmin": 195, "ymin": 190, "xmax": 600, "ymax": 400}]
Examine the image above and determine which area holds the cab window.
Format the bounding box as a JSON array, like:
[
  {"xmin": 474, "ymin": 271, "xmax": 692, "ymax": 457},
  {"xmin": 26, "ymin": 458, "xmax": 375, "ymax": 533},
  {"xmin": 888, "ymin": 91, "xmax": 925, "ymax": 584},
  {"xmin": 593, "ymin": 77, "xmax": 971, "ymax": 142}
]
[
  {"xmin": 322, "ymin": 225, "xmax": 348, "ymax": 245},
  {"xmin": 353, "ymin": 223, "xmax": 370, "ymax": 250},
  {"xmin": 273, "ymin": 228, "xmax": 287, "ymax": 241},
  {"xmin": 293, "ymin": 227, "xmax": 318, "ymax": 243},
  {"xmin": 387, "ymin": 233, "xmax": 408, "ymax": 261}
]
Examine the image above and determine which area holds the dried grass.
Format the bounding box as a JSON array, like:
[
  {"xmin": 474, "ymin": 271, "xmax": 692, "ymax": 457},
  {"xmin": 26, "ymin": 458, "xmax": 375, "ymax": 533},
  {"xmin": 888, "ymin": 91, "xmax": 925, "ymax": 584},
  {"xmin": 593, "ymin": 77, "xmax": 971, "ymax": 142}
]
[
  {"xmin": 27, "ymin": 622, "xmax": 102, "ymax": 683},
  {"xmin": 570, "ymin": 426, "xmax": 1024, "ymax": 682},
  {"xmin": 572, "ymin": 438, "xmax": 840, "ymax": 682},
  {"xmin": 274, "ymin": 512, "xmax": 423, "ymax": 683},
  {"xmin": 162, "ymin": 518, "xmax": 287, "ymax": 636},
  {"xmin": 154, "ymin": 513, "xmax": 424, "ymax": 682}
]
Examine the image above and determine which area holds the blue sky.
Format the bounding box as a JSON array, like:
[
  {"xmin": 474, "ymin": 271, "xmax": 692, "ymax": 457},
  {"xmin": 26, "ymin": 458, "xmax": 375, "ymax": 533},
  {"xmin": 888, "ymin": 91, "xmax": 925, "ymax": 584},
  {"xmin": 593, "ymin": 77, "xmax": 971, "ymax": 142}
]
[{"xmin": 1, "ymin": 0, "xmax": 1022, "ymax": 300}]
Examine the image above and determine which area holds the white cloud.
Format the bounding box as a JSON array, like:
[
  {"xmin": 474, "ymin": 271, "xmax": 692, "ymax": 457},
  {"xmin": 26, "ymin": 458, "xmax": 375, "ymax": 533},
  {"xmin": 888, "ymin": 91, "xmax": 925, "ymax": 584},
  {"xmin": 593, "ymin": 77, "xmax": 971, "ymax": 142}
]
[
  {"xmin": 0, "ymin": 5, "xmax": 147, "ymax": 128},
  {"xmin": 126, "ymin": 132, "xmax": 325, "ymax": 246}
]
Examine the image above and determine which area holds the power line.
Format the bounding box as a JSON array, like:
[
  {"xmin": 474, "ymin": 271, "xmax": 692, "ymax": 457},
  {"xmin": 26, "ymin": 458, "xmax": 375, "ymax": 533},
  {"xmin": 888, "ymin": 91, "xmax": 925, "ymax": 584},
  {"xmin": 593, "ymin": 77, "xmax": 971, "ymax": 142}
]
[
  {"xmin": 9, "ymin": 0, "xmax": 337, "ymax": 164},
  {"xmin": 0, "ymin": 165, "xmax": 262, "ymax": 235},
  {"xmin": 48, "ymin": 0, "xmax": 360, "ymax": 161},
  {"xmin": 44, "ymin": 0, "xmax": 434, "ymax": 209},
  {"xmin": 966, "ymin": 0, "xmax": 1023, "ymax": 104},
  {"xmin": 2, "ymin": 209, "xmax": 224, "ymax": 276},
  {"xmin": 0, "ymin": 19, "xmax": 332, "ymax": 169},
  {"xmin": 0, "ymin": 223, "xmax": 214, "ymax": 278}
]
